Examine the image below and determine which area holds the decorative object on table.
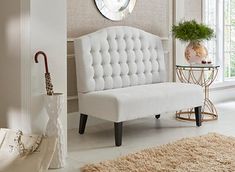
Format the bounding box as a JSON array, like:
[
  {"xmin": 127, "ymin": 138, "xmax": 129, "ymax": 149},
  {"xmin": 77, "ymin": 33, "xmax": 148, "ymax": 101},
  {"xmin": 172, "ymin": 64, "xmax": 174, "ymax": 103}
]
[
  {"xmin": 14, "ymin": 130, "xmax": 42, "ymax": 157},
  {"xmin": 95, "ymin": 0, "xmax": 136, "ymax": 21},
  {"xmin": 34, "ymin": 51, "xmax": 65, "ymax": 168},
  {"xmin": 44, "ymin": 93, "xmax": 65, "ymax": 168},
  {"xmin": 82, "ymin": 133, "xmax": 235, "ymax": 172},
  {"xmin": 34, "ymin": 51, "xmax": 54, "ymax": 95},
  {"xmin": 0, "ymin": 128, "xmax": 57, "ymax": 172},
  {"xmin": 172, "ymin": 20, "xmax": 214, "ymax": 64},
  {"xmin": 176, "ymin": 64, "xmax": 219, "ymax": 121},
  {"xmin": 3, "ymin": 129, "xmax": 42, "ymax": 157}
]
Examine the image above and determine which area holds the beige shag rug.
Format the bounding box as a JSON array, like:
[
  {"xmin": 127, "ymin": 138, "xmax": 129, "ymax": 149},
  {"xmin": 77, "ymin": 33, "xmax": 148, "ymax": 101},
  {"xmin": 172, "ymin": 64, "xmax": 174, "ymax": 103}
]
[{"xmin": 82, "ymin": 133, "xmax": 235, "ymax": 172}]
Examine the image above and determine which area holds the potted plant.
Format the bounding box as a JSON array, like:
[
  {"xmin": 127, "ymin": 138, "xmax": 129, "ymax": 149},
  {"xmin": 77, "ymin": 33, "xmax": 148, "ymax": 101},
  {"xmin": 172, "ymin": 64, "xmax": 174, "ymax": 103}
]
[{"xmin": 172, "ymin": 20, "xmax": 214, "ymax": 64}]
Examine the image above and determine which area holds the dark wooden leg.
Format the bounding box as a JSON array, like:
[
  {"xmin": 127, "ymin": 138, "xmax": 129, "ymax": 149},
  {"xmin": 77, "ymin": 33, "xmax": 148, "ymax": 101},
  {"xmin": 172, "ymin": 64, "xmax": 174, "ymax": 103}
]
[
  {"xmin": 195, "ymin": 106, "xmax": 202, "ymax": 127},
  {"xmin": 155, "ymin": 114, "xmax": 161, "ymax": 119},
  {"xmin": 114, "ymin": 122, "xmax": 123, "ymax": 147},
  {"xmin": 79, "ymin": 114, "xmax": 88, "ymax": 134}
]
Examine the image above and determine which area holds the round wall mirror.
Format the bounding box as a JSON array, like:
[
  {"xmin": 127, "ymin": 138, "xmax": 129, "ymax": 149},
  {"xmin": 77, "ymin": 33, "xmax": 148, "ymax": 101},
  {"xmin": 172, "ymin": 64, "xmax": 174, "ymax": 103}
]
[{"xmin": 95, "ymin": 0, "xmax": 136, "ymax": 21}]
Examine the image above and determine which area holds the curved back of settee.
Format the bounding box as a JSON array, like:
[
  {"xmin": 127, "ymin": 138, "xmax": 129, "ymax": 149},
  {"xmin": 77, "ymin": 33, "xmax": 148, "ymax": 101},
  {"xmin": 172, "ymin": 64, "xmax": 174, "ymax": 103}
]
[{"xmin": 74, "ymin": 26, "xmax": 166, "ymax": 93}]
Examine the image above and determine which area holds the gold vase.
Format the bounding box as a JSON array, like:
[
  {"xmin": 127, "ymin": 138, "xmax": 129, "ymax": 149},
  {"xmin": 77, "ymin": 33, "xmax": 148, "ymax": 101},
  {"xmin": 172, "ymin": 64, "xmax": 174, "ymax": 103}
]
[{"xmin": 185, "ymin": 41, "xmax": 208, "ymax": 64}]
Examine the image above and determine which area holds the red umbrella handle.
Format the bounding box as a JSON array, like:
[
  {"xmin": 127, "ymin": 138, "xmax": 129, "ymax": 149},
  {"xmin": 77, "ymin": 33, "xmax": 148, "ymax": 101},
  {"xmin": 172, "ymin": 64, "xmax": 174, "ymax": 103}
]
[{"xmin": 34, "ymin": 51, "xmax": 49, "ymax": 73}]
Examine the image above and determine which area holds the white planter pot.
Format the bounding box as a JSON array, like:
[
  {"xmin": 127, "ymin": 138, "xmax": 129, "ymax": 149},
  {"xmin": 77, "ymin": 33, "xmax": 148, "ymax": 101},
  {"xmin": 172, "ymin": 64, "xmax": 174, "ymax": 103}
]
[{"xmin": 44, "ymin": 93, "xmax": 65, "ymax": 169}]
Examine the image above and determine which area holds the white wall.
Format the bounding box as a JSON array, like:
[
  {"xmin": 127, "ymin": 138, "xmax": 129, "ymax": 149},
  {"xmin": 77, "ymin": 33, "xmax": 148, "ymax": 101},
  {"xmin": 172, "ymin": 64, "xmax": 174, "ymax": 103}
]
[
  {"xmin": 29, "ymin": 0, "xmax": 67, "ymax": 150},
  {"xmin": 0, "ymin": 0, "xmax": 67, "ymax": 152},
  {"xmin": 30, "ymin": 0, "xmax": 67, "ymax": 133},
  {"xmin": 0, "ymin": 0, "xmax": 23, "ymax": 130}
]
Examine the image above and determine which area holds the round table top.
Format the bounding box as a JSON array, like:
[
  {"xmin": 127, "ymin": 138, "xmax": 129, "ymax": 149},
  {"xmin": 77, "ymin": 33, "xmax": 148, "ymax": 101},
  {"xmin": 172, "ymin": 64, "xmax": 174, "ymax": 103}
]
[{"xmin": 176, "ymin": 64, "xmax": 220, "ymax": 69}]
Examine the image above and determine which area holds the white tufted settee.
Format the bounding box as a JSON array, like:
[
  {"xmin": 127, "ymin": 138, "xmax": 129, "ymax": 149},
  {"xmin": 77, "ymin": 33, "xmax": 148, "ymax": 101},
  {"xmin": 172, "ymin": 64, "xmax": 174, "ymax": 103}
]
[{"xmin": 74, "ymin": 26, "xmax": 204, "ymax": 146}]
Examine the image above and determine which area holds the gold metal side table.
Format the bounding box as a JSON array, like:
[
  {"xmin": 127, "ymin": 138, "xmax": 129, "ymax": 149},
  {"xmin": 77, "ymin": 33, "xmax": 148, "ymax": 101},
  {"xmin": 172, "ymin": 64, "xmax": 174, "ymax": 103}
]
[{"xmin": 176, "ymin": 64, "xmax": 220, "ymax": 122}]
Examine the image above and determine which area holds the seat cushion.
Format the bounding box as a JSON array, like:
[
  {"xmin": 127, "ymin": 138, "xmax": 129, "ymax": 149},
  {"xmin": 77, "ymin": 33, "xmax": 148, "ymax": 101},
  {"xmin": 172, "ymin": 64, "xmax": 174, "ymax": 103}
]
[{"xmin": 79, "ymin": 82, "xmax": 204, "ymax": 122}]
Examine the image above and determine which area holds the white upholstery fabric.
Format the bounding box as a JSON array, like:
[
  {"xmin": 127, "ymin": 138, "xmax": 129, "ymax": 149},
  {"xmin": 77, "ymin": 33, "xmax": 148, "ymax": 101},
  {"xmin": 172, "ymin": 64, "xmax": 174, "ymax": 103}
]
[
  {"xmin": 79, "ymin": 83, "xmax": 204, "ymax": 122},
  {"xmin": 74, "ymin": 26, "xmax": 204, "ymax": 123},
  {"xmin": 74, "ymin": 26, "xmax": 166, "ymax": 93}
]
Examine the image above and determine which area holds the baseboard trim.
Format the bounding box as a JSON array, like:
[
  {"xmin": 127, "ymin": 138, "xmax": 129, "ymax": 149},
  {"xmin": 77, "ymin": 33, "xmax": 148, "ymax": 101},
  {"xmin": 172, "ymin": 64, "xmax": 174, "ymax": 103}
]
[{"xmin": 210, "ymin": 87, "xmax": 235, "ymax": 103}]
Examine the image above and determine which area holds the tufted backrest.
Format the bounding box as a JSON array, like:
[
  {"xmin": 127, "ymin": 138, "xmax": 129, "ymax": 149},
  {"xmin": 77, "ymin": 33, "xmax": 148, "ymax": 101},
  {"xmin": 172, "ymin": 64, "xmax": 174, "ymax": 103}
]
[{"xmin": 74, "ymin": 26, "xmax": 166, "ymax": 93}]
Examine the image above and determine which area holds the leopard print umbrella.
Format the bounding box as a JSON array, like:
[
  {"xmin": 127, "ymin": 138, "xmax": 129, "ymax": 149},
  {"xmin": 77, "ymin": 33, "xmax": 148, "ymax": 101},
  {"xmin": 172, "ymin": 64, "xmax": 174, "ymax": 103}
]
[
  {"xmin": 34, "ymin": 51, "xmax": 54, "ymax": 95},
  {"xmin": 45, "ymin": 73, "xmax": 54, "ymax": 95}
]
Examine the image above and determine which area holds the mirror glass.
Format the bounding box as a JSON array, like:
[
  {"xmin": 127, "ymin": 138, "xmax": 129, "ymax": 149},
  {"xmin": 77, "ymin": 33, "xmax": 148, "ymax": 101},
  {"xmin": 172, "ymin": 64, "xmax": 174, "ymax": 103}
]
[
  {"xmin": 95, "ymin": 0, "xmax": 136, "ymax": 21},
  {"xmin": 103, "ymin": 0, "xmax": 129, "ymax": 12}
]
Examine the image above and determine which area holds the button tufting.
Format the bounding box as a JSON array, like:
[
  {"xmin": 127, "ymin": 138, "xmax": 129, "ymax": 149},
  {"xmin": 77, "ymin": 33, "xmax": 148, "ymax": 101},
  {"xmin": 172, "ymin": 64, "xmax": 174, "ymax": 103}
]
[{"xmin": 76, "ymin": 27, "xmax": 165, "ymax": 92}]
